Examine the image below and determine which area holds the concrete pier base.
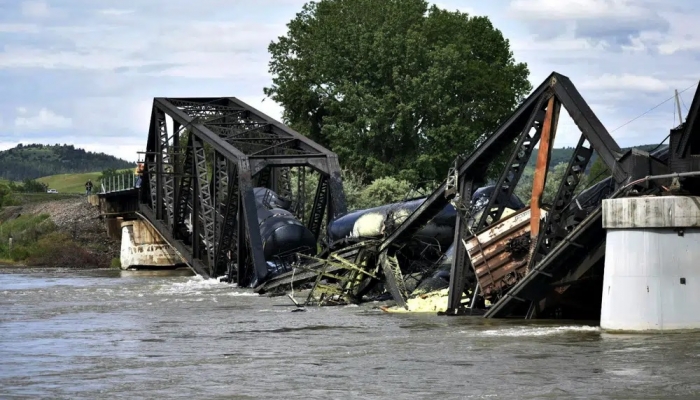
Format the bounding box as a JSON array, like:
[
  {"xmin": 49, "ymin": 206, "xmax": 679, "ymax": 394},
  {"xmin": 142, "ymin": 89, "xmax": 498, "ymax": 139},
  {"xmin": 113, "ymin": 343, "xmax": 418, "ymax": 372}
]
[
  {"xmin": 601, "ymin": 196, "xmax": 700, "ymax": 331},
  {"xmin": 120, "ymin": 219, "xmax": 184, "ymax": 270}
]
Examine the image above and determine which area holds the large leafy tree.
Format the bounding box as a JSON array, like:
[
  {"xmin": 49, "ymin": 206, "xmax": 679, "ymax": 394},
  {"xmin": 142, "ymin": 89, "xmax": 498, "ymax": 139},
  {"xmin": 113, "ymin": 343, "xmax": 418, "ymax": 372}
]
[{"xmin": 265, "ymin": 0, "xmax": 532, "ymax": 185}]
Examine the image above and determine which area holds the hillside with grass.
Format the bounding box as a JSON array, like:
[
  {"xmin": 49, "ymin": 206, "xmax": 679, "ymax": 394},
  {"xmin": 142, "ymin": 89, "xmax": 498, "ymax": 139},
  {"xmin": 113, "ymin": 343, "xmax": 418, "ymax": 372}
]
[
  {"xmin": 0, "ymin": 143, "xmax": 133, "ymax": 182},
  {"xmin": 37, "ymin": 172, "xmax": 103, "ymax": 194}
]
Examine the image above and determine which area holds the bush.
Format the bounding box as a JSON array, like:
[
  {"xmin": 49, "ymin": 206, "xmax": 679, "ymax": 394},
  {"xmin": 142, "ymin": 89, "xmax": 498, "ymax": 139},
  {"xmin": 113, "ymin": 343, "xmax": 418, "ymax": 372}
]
[
  {"xmin": 26, "ymin": 232, "xmax": 109, "ymax": 268},
  {"xmin": 355, "ymin": 176, "xmax": 413, "ymax": 210},
  {"xmin": 0, "ymin": 214, "xmax": 108, "ymax": 267}
]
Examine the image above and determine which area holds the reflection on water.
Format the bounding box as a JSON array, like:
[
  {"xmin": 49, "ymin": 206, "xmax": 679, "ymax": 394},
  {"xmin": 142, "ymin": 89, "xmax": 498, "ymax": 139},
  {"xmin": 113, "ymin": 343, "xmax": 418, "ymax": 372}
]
[{"xmin": 2, "ymin": 269, "xmax": 700, "ymax": 399}]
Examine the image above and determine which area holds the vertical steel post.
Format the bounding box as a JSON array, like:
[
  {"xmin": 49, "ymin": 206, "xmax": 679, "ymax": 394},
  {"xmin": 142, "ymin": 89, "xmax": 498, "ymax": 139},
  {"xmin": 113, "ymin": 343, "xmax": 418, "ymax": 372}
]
[
  {"xmin": 155, "ymin": 110, "xmax": 164, "ymax": 220},
  {"xmin": 446, "ymin": 179, "xmax": 475, "ymax": 313},
  {"xmin": 530, "ymin": 96, "xmax": 557, "ymax": 241}
]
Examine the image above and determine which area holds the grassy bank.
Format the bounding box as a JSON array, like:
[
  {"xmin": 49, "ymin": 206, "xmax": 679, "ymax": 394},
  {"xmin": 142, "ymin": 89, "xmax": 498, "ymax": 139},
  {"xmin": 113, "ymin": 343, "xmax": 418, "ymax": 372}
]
[
  {"xmin": 0, "ymin": 213, "xmax": 108, "ymax": 267},
  {"xmin": 36, "ymin": 172, "xmax": 103, "ymax": 194},
  {"xmin": 37, "ymin": 169, "xmax": 133, "ymax": 194}
]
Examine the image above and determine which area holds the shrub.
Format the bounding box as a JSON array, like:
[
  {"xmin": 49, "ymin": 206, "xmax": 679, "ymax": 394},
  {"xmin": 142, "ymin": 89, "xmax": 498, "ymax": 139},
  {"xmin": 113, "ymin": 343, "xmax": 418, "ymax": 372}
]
[{"xmin": 26, "ymin": 232, "xmax": 109, "ymax": 268}]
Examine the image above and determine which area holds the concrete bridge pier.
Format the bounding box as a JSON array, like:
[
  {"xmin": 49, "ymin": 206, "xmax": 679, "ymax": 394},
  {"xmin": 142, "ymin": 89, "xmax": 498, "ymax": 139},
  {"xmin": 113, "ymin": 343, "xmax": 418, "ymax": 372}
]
[
  {"xmin": 601, "ymin": 196, "xmax": 700, "ymax": 331},
  {"xmin": 91, "ymin": 189, "xmax": 188, "ymax": 272},
  {"xmin": 120, "ymin": 219, "xmax": 185, "ymax": 271}
]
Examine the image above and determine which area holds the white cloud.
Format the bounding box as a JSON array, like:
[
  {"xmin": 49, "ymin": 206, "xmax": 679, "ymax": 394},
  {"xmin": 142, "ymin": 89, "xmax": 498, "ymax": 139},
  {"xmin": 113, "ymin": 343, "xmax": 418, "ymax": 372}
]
[
  {"xmin": 98, "ymin": 9, "xmax": 135, "ymax": 16},
  {"xmin": 653, "ymin": 13, "xmax": 700, "ymax": 55},
  {"xmin": 510, "ymin": 0, "xmax": 657, "ymax": 20},
  {"xmin": 14, "ymin": 108, "xmax": 72, "ymax": 130},
  {"xmin": 581, "ymin": 73, "xmax": 670, "ymax": 93},
  {"xmin": 0, "ymin": 0, "xmax": 697, "ymax": 162},
  {"xmin": 0, "ymin": 23, "xmax": 40, "ymax": 33},
  {"xmin": 508, "ymin": 0, "xmax": 670, "ymax": 46},
  {"xmin": 510, "ymin": 35, "xmax": 600, "ymax": 53},
  {"xmin": 79, "ymin": 142, "xmax": 141, "ymax": 162},
  {"xmin": 0, "ymin": 21, "xmax": 285, "ymax": 81},
  {"xmin": 21, "ymin": 1, "xmax": 51, "ymax": 18}
]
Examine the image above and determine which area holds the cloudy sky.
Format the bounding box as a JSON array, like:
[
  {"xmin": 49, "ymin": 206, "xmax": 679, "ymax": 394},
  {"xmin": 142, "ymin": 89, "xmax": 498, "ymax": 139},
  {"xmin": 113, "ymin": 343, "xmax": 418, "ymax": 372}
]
[{"xmin": 0, "ymin": 0, "xmax": 697, "ymax": 162}]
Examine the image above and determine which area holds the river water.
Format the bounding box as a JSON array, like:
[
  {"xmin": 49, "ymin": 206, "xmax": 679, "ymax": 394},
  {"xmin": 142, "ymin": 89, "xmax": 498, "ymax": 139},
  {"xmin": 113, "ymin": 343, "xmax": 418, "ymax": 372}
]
[{"xmin": 1, "ymin": 269, "xmax": 700, "ymax": 399}]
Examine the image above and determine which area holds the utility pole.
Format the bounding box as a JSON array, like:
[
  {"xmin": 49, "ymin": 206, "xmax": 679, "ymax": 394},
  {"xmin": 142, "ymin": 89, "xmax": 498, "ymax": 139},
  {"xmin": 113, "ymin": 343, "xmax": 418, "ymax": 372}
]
[{"xmin": 675, "ymin": 89, "xmax": 684, "ymax": 124}]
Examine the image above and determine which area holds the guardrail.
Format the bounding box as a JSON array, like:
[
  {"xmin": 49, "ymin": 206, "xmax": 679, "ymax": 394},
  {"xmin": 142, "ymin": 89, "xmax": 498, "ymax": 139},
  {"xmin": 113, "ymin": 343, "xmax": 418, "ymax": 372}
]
[{"xmin": 100, "ymin": 172, "xmax": 139, "ymax": 193}]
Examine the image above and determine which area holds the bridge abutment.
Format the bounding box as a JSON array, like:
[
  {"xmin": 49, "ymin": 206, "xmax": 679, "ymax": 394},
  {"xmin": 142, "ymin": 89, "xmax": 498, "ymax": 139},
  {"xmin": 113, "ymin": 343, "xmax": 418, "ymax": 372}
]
[{"xmin": 120, "ymin": 219, "xmax": 185, "ymax": 270}]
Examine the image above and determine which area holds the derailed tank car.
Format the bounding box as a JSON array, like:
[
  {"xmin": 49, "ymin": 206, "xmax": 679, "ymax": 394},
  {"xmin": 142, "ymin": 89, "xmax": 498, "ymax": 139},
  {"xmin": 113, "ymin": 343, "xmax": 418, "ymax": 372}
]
[{"xmin": 252, "ymin": 188, "xmax": 318, "ymax": 278}]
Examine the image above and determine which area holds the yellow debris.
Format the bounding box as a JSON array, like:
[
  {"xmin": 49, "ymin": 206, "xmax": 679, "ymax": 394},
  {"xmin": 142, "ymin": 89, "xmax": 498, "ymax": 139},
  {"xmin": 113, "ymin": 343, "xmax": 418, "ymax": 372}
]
[{"xmin": 381, "ymin": 288, "xmax": 468, "ymax": 313}]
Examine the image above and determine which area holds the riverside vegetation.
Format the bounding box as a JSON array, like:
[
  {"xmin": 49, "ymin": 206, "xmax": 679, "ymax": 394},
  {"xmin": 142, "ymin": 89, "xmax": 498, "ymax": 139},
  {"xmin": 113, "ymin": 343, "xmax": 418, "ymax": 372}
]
[
  {"xmin": 0, "ymin": 192, "xmax": 120, "ymax": 268},
  {"xmin": 0, "ymin": 144, "xmax": 130, "ymax": 267}
]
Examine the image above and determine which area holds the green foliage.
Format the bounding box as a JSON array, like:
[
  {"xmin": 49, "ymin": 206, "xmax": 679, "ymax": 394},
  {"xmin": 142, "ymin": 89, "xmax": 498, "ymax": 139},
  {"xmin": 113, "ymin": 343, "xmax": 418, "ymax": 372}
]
[
  {"xmin": 0, "ymin": 143, "xmax": 133, "ymax": 182},
  {"xmin": 20, "ymin": 179, "xmax": 48, "ymax": 193},
  {"xmin": 514, "ymin": 162, "xmax": 590, "ymax": 207},
  {"xmin": 0, "ymin": 178, "xmax": 49, "ymax": 206},
  {"xmin": 542, "ymin": 162, "xmax": 569, "ymax": 205},
  {"xmin": 0, "ymin": 214, "xmax": 106, "ymax": 267},
  {"xmin": 513, "ymin": 167, "xmax": 534, "ymax": 205},
  {"xmin": 354, "ymin": 177, "xmax": 413, "ymax": 210},
  {"xmin": 37, "ymin": 172, "xmax": 106, "ymax": 194},
  {"xmin": 266, "ymin": 0, "xmax": 531, "ymax": 186},
  {"xmin": 527, "ymin": 148, "xmax": 576, "ymax": 172},
  {"xmin": 585, "ymin": 157, "xmax": 610, "ymax": 187},
  {"xmin": 289, "ymin": 168, "xmax": 416, "ymax": 221},
  {"xmin": 98, "ymin": 168, "xmax": 120, "ymax": 181},
  {"xmin": 110, "ymin": 257, "xmax": 122, "ymax": 268},
  {"xmin": 0, "ymin": 213, "xmax": 54, "ymax": 241},
  {"xmin": 0, "ymin": 214, "xmax": 56, "ymax": 261},
  {"xmin": 0, "ymin": 182, "xmax": 10, "ymax": 208},
  {"xmin": 338, "ymin": 169, "xmax": 365, "ymax": 211}
]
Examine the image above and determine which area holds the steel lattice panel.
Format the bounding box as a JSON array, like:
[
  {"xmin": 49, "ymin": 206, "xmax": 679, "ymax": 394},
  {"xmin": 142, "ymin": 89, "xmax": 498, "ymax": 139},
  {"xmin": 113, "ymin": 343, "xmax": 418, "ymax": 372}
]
[{"xmin": 139, "ymin": 96, "xmax": 347, "ymax": 287}]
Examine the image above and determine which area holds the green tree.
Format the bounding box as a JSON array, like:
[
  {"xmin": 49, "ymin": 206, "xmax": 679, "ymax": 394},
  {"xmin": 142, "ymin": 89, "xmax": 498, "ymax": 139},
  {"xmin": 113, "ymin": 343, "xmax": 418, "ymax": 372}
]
[
  {"xmin": 98, "ymin": 168, "xmax": 119, "ymax": 181},
  {"xmin": 542, "ymin": 162, "xmax": 569, "ymax": 205},
  {"xmin": 21, "ymin": 179, "xmax": 48, "ymax": 193},
  {"xmin": 585, "ymin": 157, "xmax": 610, "ymax": 187},
  {"xmin": 0, "ymin": 182, "xmax": 11, "ymax": 208},
  {"xmin": 265, "ymin": 0, "xmax": 531, "ymax": 186},
  {"xmin": 356, "ymin": 176, "xmax": 412, "ymax": 210}
]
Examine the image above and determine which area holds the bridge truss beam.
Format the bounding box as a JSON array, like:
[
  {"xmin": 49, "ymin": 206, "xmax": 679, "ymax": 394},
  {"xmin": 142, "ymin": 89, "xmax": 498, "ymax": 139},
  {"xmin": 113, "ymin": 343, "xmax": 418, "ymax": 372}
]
[
  {"xmin": 141, "ymin": 97, "xmax": 347, "ymax": 287},
  {"xmin": 377, "ymin": 72, "xmax": 667, "ymax": 315}
]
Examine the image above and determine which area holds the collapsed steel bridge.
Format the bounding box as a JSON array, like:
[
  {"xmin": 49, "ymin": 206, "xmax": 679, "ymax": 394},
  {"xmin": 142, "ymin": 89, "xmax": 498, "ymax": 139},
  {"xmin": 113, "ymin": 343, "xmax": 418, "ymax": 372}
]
[
  {"xmin": 376, "ymin": 72, "xmax": 670, "ymax": 318},
  {"xmin": 136, "ymin": 72, "xmax": 692, "ymax": 320},
  {"xmin": 139, "ymin": 97, "xmax": 346, "ymax": 287}
]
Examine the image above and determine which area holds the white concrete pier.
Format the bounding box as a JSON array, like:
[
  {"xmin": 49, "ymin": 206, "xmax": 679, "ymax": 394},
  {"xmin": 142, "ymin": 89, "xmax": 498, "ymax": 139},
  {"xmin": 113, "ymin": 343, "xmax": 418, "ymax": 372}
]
[
  {"xmin": 120, "ymin": 220, "xmax": 183, "ymax": 270},
  {"xmin": 601, "ymin": 196, "xmax": 700, "ymax": 331}
]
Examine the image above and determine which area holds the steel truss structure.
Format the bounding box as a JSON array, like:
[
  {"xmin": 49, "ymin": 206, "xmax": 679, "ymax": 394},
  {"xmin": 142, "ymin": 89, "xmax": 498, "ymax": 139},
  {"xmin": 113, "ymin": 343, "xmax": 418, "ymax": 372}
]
[
  {"xmin": 139, "ymin": 97, "xmax": 346, "ymax": 287},
  {"xmin": 378, "ymin": 72, "xmax": 668, "ymax": 316}
]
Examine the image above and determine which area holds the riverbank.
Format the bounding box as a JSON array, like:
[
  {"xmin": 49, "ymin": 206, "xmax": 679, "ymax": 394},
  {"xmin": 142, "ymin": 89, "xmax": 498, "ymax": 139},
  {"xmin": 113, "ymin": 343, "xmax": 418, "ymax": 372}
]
[{"xmin": 0, "ymin": 196, "xmax": 120, "ymax": 268}]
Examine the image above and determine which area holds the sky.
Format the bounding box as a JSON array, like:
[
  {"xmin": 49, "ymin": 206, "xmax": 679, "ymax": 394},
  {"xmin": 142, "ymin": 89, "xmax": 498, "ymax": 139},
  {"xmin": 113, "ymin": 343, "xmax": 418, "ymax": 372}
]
[{"xmin": 0, "ymin": 0, "xmax": 697, "ymax": 162}]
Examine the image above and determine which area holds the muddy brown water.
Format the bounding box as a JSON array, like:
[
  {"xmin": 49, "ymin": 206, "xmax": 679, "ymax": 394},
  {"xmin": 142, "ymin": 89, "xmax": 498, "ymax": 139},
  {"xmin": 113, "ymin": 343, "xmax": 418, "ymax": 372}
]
[{"xmin": 2, "ymin": 268, "xmax": 700, "ymax": 399}]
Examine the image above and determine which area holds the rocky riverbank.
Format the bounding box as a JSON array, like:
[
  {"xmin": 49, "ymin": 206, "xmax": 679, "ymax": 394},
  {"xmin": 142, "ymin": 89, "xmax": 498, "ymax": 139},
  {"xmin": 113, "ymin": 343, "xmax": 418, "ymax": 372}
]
[{"xmin": 0, "ymin": 196, "xmax": 120, "ymax": 268}]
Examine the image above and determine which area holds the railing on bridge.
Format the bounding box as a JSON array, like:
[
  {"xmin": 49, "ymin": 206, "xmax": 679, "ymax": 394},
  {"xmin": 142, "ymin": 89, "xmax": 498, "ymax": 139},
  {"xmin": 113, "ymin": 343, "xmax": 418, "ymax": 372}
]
[{"xmin": 101, "ymin": 172, "xmax": 138, "ymax": 194}]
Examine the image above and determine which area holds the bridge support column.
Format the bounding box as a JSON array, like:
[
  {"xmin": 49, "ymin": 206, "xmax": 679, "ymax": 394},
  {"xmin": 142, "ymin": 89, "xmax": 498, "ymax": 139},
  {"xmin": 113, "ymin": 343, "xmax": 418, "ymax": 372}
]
[
  {"xmin": 601, "ymin": 196, "xmax": 700, "ymax": 331},
  {"xmin": 120, "ymin": 219, "xmax": 184, "ymax": 270}
]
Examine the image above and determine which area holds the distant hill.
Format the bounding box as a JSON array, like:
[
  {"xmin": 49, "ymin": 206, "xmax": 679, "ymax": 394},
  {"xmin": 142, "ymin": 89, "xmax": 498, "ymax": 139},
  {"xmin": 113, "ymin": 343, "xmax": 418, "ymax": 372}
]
[
  {"xmin": 527, "ymin": 144, "xmax": 664, "ymax": 172},
  {"xmin": 0, "ymin": 144, "xmax": 133, "ymax": 181}
]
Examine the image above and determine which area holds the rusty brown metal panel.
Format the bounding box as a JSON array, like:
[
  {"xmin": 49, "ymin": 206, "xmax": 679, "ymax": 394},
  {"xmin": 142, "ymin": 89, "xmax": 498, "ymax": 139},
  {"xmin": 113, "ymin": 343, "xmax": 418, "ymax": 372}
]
[{"xmin": 465, "ymin": 208, "xmax": 546, "ymax": 299}]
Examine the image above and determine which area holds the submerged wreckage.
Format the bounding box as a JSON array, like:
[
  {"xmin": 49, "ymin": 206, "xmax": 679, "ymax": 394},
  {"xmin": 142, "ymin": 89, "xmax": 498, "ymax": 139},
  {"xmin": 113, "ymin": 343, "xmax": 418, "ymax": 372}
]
[{"xmin": 138, "ymin": 71, "xmax": 700, "ymax": 322}]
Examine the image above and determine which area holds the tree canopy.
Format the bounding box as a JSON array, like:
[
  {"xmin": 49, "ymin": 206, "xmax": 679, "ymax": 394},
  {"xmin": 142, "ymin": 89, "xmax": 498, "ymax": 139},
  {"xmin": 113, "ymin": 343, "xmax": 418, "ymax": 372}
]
[{"xmin": 265, "ymin": 0, "xmax": 531, "ymax": 185}]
